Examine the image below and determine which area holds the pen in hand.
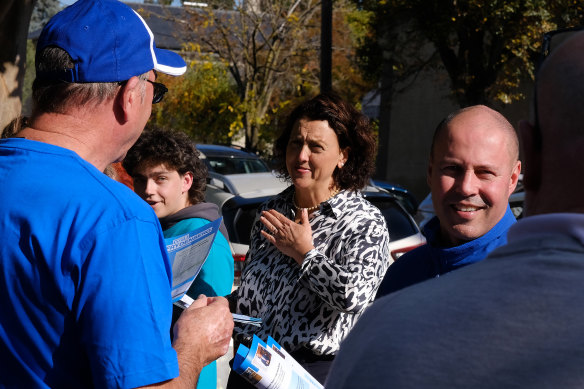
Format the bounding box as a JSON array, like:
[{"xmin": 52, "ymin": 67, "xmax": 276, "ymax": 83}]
[{"xmin": 175, "ymin": 295, "xmax": 262, "ymax": 326}]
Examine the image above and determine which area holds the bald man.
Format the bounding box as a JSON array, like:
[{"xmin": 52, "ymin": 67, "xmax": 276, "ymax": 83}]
[
  {"xmin": 377, "ymin": 105, "xmax": 521, "ymax": 297},
  {"xmin": 327, "ymin": 31, "xmax": 584, "ymax": 388}
]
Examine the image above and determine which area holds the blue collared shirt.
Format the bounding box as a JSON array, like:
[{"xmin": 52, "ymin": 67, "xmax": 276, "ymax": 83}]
[{"xmin": 376, "ymin": 205, "xmax": 517, "ymax": 298}]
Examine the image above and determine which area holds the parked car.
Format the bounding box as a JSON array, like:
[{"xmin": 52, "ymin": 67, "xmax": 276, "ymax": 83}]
[
  {"xmin": 414, "ymin": 193, "xmax": 436, "ymax": 229},
  {"xmin": 196, "ymin": 143, "xmax": 288, "ymax": 196},
  {"xmin": 362, "ymin": 187, "xmax": 427, "ymax": 261},
  {"xmin": 205, "ymin": 180, "xmax": 288, "ymax": 287},
  {"xmin": 372, "ymin": 179, "xmax": 419, "ymax": 216},
  {"xmin": 197, "ymin": 144, "xmax": 270, "ymax": 175},
  {"xmin": 206, "ymin": 183, "xmax": 426, "ymax": 287},
  {"xmin": 207, "ymin": 171, "xmax": 289, "ymax": 196}
]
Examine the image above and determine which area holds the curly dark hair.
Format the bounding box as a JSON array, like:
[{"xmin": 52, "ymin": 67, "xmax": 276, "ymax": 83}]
[
  {"xmin": 122, "ymin": 128, "xmax": 208, "ymax": 204},
  {"xmin": 273, "ymin": 93, "xmax": 377, "ymax": 191}
]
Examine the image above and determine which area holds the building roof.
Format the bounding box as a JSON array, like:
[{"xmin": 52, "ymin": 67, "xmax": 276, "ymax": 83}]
[
  {"xmin": 128, "ymin": 3, "xmax": 244, "ymax": 51},
  {"xmin": 29, "ymin": 2, "xmax": 236, "ymax": 51},
  {"xmin": 128, "ymin": 2, "xmax": 197, "ymax": 51}
]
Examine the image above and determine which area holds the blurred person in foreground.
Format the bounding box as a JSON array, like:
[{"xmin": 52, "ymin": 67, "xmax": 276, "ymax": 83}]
[
  {"xmin": 0, "ymin": 0, "xmax": 233, "ymax": 387},
  {"xmin": 123, "ymin": 128, "xmax": 234, "ymax": 389},
  {"xmin": 227, "ymin": 93, "xmax": 391, "ymax": 387},
  {"xmin": 104, "ymin": 162, "xmax": 134, "ymax": 189},
  {"xmin": 326, "ymin": 29, "xmax": 584, "ymax": 388},
  {"xmin": 376, "ymin": 105, "xmax": 521, "ymax": 298}
]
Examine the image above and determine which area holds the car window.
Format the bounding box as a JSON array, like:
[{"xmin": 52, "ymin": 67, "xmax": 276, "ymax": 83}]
[
  {"xmin": 221, "ymin": 201, "xmax": 263, "ymax": 245},
  {"xmin": 205, "ymin": 157, "xmax": 270, "ymax": 175},
  {"xmin": 365, "ymin": 196, "xmax": 419, "ymax": 240},
  {"xmin": 231, "ymin": 205, "xmax": 259, "ymax": 245}
]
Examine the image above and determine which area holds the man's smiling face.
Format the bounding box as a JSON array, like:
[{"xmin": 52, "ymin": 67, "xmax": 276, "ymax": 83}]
[{"xmin": 428, "ymin": 108, "xmax": 521, "ymax": 246}]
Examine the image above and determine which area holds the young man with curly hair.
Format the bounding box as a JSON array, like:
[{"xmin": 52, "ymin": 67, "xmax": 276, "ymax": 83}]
[{"xmin": 123, "ymin": 128, "xmax": 234, "ymax": 389}]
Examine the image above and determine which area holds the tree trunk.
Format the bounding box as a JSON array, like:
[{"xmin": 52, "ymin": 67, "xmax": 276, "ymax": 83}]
[{"xmin": 0, "ymin": 0, "xmax": 36, "ymax": 136}]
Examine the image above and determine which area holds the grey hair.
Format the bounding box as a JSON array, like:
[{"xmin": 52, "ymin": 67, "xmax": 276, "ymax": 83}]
[{"xmin": 32, "ymin": 46, "xmax": 148, "ymax": 115}]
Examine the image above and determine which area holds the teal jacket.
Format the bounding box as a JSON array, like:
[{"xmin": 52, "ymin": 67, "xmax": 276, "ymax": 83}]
[{"xmin": 161, "ymin": 203, "xmax": 234, "ymax": 389}]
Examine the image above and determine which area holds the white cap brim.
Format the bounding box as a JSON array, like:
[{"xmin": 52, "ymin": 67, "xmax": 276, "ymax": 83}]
[
  {"xmin": 154, "ymin": 47, "xmax": 187, "ymax": 76},
  {"xmin": 134, "ymin": 9, "xmax": 187, "ymax": 77}
]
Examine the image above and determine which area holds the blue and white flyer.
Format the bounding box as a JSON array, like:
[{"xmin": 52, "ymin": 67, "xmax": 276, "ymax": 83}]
[
  {"xmin": 165, "ymin": 217, "xmax": 221, "ymax": 302},
  {"xmin": 233, "ymin": 335, "xmax": 323, "ymax": 389}
]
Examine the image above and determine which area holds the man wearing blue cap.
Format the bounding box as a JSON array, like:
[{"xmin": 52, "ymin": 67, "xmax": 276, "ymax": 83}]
[{"xmin": 0, "ymin": 0, "xmax": 233, "ymax": 388}]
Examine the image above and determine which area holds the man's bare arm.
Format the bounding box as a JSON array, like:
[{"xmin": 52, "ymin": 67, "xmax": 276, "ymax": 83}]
[{"xmin": 137, "ymin": 295, "xmax": 234, "ymax": 388}]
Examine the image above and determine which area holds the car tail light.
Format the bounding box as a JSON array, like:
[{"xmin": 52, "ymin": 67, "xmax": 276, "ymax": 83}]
[
  {"xmin": 391, "ymin": 243, "xmax": 425, "ymax": 261},
  {"xmin": 233, "ymin": 254, "xmax": 246, "ymax": 285}
]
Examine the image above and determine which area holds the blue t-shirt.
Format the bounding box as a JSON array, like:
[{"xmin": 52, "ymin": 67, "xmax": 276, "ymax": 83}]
[
  {"xmin": 164, "ymin": 217, "xmax": 233, "ymax": 389},
  {"xmin": 0, "ymin": 138, "xmax": 178, "ymax": 388},
  {"xmin": 377, "ymin": 205, "xmax": 516, "ymax": 298}
]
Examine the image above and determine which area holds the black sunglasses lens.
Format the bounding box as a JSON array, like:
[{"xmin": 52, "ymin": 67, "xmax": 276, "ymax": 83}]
[
  {"xmin": 119, "ymin": 79, "xmax": 167, "ymax": 104},
  {"xmin": 152, "ymin": 82, "xmax": 168, "ymax": 104}
]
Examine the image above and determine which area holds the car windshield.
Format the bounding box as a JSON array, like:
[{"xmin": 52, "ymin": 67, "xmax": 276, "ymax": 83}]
[
  {"xmin": 365, "ymin": 196, "xmax": 420, "ymax": 241},
  {"xmin": 205, "ymin": 157, "xmax": 270, "ymax": 175}
]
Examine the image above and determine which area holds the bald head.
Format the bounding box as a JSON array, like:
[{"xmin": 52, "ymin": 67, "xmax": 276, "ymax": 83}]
[
  {"xmin": 428, "ymin": 105, "xmax": 521, "ymax": 246},
  {"xmin": 521, "ymin": 31, "xmax": 584, "ymax": 214},
  {"xmin": 431, "ymin": 105, "xmax": 519, "ymax": 164}
]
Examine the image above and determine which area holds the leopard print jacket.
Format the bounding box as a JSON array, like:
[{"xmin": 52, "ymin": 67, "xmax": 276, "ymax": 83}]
[{"xmin": 231, "ymin": 186, "xmax": 391, "ymax": 356}]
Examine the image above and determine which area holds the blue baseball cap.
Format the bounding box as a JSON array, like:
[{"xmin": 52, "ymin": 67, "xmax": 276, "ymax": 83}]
[{"xmin": 37, "ymin": 0, "xmax": 187, "ymax": 83}]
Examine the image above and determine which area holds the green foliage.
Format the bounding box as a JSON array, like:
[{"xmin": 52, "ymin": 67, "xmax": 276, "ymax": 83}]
[
  {"xmin": 185, "ymin": 0, "xmax": 322, "ymax": 152},
  {"xmin": 149, "ymin": 59, "xmax": 240, "ymax": 144},
  {"xmin": 354, "ymin": 0, "xmax": 584, "ymax": 106},
  {"xmin": 179, "ymin": 0, "xmax": 376, "ymax": 153},
  {"xmin": 29, "ymin": 0, "xmax": 61, "ymax": 33},
  {"xmin": 331, "ymin": 0, "xmax": 377, "ymax": 107},
  {"xmin": 344, "ymin": 4, "xmax": 375, "ymax": 51}
]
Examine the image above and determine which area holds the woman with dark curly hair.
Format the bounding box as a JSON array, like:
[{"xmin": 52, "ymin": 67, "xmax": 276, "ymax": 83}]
[
  {"xmin": 228, "ymin": 93, "xmax": 391, "ymax": 386},
  {"xmin": 123, "ymin": 128, "xmax": 233, "ymax": 389}
]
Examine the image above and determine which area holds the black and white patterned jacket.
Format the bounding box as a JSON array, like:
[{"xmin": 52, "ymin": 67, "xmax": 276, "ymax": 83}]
[{"xmin": 231, "ymin": 186, "xmax": 391, "ymax": 356}]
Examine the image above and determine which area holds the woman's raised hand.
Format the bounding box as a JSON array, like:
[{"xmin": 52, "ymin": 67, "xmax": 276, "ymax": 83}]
[{"xmin": 260, "ymin": 208, "xmax": 315, "ymax": 265}]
